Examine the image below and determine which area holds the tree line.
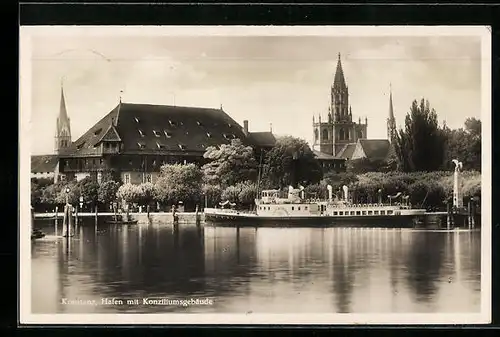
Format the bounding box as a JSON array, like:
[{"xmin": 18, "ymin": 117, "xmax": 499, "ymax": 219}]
[{"xmin": 31, "ymin": 97, "xmax": 481, "ymax": 212}]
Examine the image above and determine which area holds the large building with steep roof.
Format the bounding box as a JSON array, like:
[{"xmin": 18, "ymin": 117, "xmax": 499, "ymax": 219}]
[
  {"xmin": 312, "ymin": 53, "xmax": 396, "ymax": 170},
  {"xmin": 51, "ymin": 91, "xmax": 275, "ymax": 184}
]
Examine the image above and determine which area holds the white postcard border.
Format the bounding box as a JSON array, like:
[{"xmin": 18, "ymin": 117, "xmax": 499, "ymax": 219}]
[{"xmin": 19, "ymin": 25, "xmax": 492, "ymax": 325}]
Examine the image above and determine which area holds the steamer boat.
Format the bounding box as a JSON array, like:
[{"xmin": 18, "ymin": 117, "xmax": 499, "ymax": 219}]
[{"xmin": 204, "ymin": 185, "xmax": 427, "ymax": 227}]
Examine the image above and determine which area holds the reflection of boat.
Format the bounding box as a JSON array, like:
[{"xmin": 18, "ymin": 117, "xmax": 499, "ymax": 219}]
[
  {"xmin": 31, "ymin": 229, "xmax": 46, "ymax": 240},
  {"xmin": 205, "ymin": 185, "xmax": 426, "ymax": 227},
  {"xmin": 106, "ymin": 213, "xmax": 138, "ymax": 225}
]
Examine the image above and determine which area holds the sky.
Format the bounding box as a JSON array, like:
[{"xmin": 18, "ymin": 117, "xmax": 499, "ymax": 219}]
[{"xmin": 26, "ymin": 29, "xmax": 483, "ymax": 155}]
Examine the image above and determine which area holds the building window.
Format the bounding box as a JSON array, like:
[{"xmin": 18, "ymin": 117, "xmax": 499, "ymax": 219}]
[
  {"xmin": 206, "ymin": 132, "xmax": 212, "ymax": 138},
  {"xmin": 157, "ymin": 142, "xmax": 166, "ymax": 150},
  {"xmin": 168, "ymin": 120, "xmax": 176, "ymax": 127},
  {"xmin": 144, "ymin": 173, "xmax": 152, "ymax": 183},
  {"xmin": 164, "ymin": 130, "xmax": 172, "ymax": 138},
  {"xmin": 138, "ymin": 129, "xmax": 145, "ymax": 137},
  {"xmin": 197, "ymin": 121, "xmax": 203, "ymax": 126},
  {"xmin": 134, "ymin": 117, "xmax": 140, "ymax": 123},
  {"xmin": 153, "ymin": 130, "xmax": 161, "ymax": 137},
  {"xmin": 314, "ymin": 129, "xmax": 319, "ymax": 141},
  {"xmin": 322, "ymin": 129, "xmax": 328, "ymax": 140},
  {"xmin": 178, "ymin": 144, "xmax": 186, "ymax": 151},
  {"xmin": 124, "ymin": 173, "xmax": 130, "ymax": 184},
  {"xmin": 228, "ymin": 123, "xmax": 232, "ymax": 128},
  {"xmin": 137, "ymin": 142, "xmax": 146, "ymax": 149}
]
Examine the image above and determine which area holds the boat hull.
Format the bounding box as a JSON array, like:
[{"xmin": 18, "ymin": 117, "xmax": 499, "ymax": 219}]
[{"xmin": 204, "ymin": 212, "xmax": 424, "ymax": 228}]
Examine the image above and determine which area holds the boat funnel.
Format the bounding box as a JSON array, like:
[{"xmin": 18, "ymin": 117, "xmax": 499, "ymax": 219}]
[
  {"xmin": 288, "ymin": 185, "xmax": 294, "ymax": 199},
  {"xmin": 327, "ymin": 185, "xmax": 333, "ymax": 201},
  {"xmin": 343, "ymin": 185, "xmax": 349, "ymax": 201}
]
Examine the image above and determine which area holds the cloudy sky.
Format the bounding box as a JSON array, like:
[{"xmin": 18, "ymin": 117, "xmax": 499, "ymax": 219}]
[{"xmin": 26, "ymin": 28, "xmax": 483, "ymax": 155}]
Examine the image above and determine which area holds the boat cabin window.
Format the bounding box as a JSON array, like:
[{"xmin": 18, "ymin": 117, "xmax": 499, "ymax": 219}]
[
  {"xmin": 356, "ymin": 211, "xmax": 361, "ymax": 215},
  {"xmin": 305, "ymin": 206, "xmax": 308, "ymax": 210},
  {"xmin": 339, "ymin": 211, "xmax": 343, "ymax": 215},
  {"xmin": 333, "ymin": 211, "xmax": 338, "ymax": 215},
  {"xmin": 368, "ymin": 211, "xmax": 373, "ymax": 215},
  {"xmin": 374, "ymin": 210, "xmax": 379, "ymax": 215},
  {"xmin": 387, "ymin": 210, "xmax": 393, "ymax": 215},
  {"xmin": 362, "ymin": 211, "xmax": 366, "ymax": 215},
  {"xmin": 350, "ymin": 211, "xmax": 355, "ymax": 215},
  {"xmin": 292, "ymin": 207, "xmax": 294, "ymax": 210},
  {"xmin": 381, "ymin": 211, "xmax": 385, "ymax": 215}
]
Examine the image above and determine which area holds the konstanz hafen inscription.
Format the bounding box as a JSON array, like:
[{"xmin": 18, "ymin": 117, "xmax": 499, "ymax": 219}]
[{"xmin": 60, "ymin": 297, "xmax": 214, "ymax": 307}]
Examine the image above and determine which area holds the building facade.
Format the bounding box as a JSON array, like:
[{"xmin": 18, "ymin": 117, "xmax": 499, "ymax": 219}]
[{"xmin": 51, "ymin": 91, "xmax": 275, "ymax": 184}]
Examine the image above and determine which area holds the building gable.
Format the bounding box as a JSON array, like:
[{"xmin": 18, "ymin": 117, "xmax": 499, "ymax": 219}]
[
  {"xmin": 358, "ymin": 139, "xmax": 391, "ymax": 161},
  {"xmin": 31, "ymin": 155, "xmax": 59, "ymax": 173},
  {"xmin": 350, "ymin": 142, "xmax": 367, "ymax": 160}
]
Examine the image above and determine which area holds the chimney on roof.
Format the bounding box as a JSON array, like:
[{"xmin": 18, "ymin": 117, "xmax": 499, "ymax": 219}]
[
  {"xmin": 270, "ymin": 123, "xmax": 273, "ymax": 133},
  {"xmin": 243, "ymin": 120, "xmax": 249, "ymax": 136}
]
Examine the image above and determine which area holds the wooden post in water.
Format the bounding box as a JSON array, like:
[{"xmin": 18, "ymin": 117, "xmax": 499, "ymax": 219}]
[
  {"xmin": 75, "ymin": 205, "xmax": 79, "ymax": 226},
  {"xmin": 95, "ymin": 205, "xmax": 98, "ymax": 226},
  {"xmin": 195, "ymin": 204, "xmax": 200, "ymax": 226},
  {"xmin": 147, "ymin": 204, "xmax": 150, "ymax": 220},
  {"xmin": 446, "ymin": 201, "xmax": 452, "ymax": 230},
  {"xmin": 54, "ymin": 206, "xmax": 59, "ymax": 236},
  {"xmin": 471, "ymin": 199, "xmax": 476, "ymax": 228}
]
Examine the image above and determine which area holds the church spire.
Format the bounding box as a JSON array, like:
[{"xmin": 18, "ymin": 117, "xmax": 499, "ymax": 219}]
[
  {"xmin": 55, "ymin": 82, "xmax": 72, "ymax": 154},
  {"xmin": 387, "ymin": 83, "xmax": 397, "ymax": 143},
  {"xmin": 333, "ymin": 52, "xmax": 347, "ymax": 90}
]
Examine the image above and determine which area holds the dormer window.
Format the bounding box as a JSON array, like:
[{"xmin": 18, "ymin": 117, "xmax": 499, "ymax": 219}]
[
  {"xmin": 76, "ymin": 143, "xmax": 85, "ymax": 150},
  {"xmin": 94, "ymin": 128, "xmax": 102, "ymax": 136},
  {"xmin": 137, "ymin": 142, "xmax": 146, "ymax": 149},
  {"xmin": 164, "ymin": 130, "xmax": 172, "ymax": 138},
  {"xmin": 138, "ymin": 129, "xmax": 145, "ymax": 137},
  {"xmin": 228, "ymin": 123, "xmax": 232, "ymax": 128},
  {"xmin": 223, "ymin": 133, "xmax": 235, "ymax": 140},
  {"xmin": 168, "ymin": 120, "xmax": 176, "ymax": 127},
  {"xmin": 178, "ymin": 144, "xmax": 186, "ymax": 151},
  {"xmin": 197, "ymin": 121, "xmax": 203, "ymax": 127},
  {"xmin": 135, "ymin": 117, "xmax": 140, "ymax": 123},
  {"xmin": 156, "ymin": 142, "xmax": 166, "ymax": 150},
  {"xmin": 153, "ymin": 130, "xmax": 161, "ymax": 137},
  {"xmin": 206, "ymin": 132, "xmax": 212, "ymax": 138}
]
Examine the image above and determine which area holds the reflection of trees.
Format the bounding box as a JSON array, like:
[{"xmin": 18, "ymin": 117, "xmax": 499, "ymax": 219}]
[
  {"xmin": 405, "ymin": 232, "xmax": 445, "ymax": 304},
  {"xmin": 330, "ymin": 229, "xmax": 355, "ymax": 313}
]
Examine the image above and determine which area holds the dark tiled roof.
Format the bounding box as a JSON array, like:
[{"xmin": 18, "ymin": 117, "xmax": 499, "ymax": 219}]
[
  {"xmin": 61, "ymin": 102, "xmax": 252, "ymax": 157},
  {"xmin": 313, "ymin": 150, "xmax": 340, "ymax": 161},
  {"xmin": 358, "ymin": 139, "xmax": 391, "ymax": 161},
  {"xmin": 335, "ymin": 143, "xmax": 357, "ymax": 159},
  {"xmin": 31, "ymin": 155, "xmax": 59, "ymax": 173},
  {"xmin": 247, "ymin": 132, "xmax": 276, "ymax": 147}
]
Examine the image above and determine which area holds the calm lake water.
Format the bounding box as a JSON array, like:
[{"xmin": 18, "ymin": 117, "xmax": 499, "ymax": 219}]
[{"xmin": 31, "ymin": 219, "xmax": 481, "ymax": 314}]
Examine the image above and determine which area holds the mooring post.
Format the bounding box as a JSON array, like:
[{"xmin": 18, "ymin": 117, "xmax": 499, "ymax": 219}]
[
  {"xmin": 69, "ymin": 205, "xmax": 73, "ymax": 237},
  {"xmin": 147, "ymin": 204, "xmax": 150, "ymax": 220},
  {"xmin": 95, "ymin": 205, "xmax": 98, "ymax": 226},
  {"xmin": 54, "ymin": 206, "xmax": 59, "ymax": 236},
  {"xmin": 195, "ymin": 204, "xmax": 200, "ymax": 226},
  {"xmin": 75, "ymin": 205, "xmax": 79, "ymax": 226}
]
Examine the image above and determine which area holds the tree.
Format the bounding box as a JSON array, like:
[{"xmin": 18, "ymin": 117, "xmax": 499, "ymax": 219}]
[
  {"xmin": 116, "ymin": 183, "xmax": 141, "ymax": 205},
  {"xmin": 54, "ymin": 181, "xmax": 81, "ymax": 205},
  {"xmin": 202, "ymin": 139, "xmax": 258, "ymax": 187},
  {"xmin": 394, "ymin": 99, "xmax": 447, "ymax": 172},
  {"xmin": 154, "ymin": 163, "xmax": 203, "ymax": 209},
  {"xmin": 237, "ymin": 181, "xmax": 258, "ymax": 209},
  {"xmin": 77, "ymin": 177, "xmax": 99, "ymax": 209},
  {"xmin": 202, "ymin": 183, "xmax": 223, "ymax": 208},
  {"xmin": 221, "ymin": 185, "xmax": 241, "ymax": 204},
  {"xmin": 443, "ymin": 118, "xmax": 481, "ymax": 171},
  {"xmin": 136, "ymin": 182, "xmax": 157, "ymax": 206},
  {"xmin": 262, "ymin": 136, "xmax": 322, "ymax": 188},
  {"xmin": 346, "ymin": 158, "xmax": 390, "ymax": 174},
  {"xmin": 98, "ymin": 180, "xmax": 121, "ymax": 207}
]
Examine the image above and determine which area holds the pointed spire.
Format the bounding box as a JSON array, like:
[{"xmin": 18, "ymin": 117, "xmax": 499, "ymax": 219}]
[
  {"xmin": 59, "ymin": 83, "xmax": 69, "ymax": 121},
  {"xmin": 333, "ymin": 52, "xmax": 347, "ymax": 89},
  {"xmin": 389, "ymin": 83, "xmax": 395, "ymax": 121}
]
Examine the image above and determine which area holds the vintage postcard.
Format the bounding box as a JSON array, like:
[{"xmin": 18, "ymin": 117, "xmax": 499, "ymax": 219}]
[{"xmin": 19, "ymin": 26, "xmax": 491, "ymax": 325}]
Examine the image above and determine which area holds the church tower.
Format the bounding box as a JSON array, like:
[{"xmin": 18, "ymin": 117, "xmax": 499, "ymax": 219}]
[
  {"xmin": 312, "ymin": 53, "xmax": 368, "ymax": 156},
  {"xmin": 387, "ymin": 84, "xmax": 397, "ymax": 143},
  {"xmin": 54, "ymin": 83, "xmax": 72, "ymax": 154}
]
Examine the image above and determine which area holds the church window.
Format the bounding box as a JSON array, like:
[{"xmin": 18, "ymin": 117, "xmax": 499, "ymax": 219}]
[
  {"xmin": 357, "ymin": 130, "xmax": 363, "ymax": 139},
  {"xmin": 339, "ymin": 128, "xmax": 345, "ymax": 140},
  {"xmin": 153, "ymin": 130, "xmax": 161, "ymax": 137},
  {"xmin": 322, "ymin": 129, "xmax": 328, "ymax": 140},
  {"xmin": 314, "ymin": 129, "xmax": 319, "ymax": 141},
  {"xmin": 138, "ymin": 129, "xmax": 145, "ymax": 137}
]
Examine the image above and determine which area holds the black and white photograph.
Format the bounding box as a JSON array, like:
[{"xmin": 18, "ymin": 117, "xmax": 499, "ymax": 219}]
[{"xmin": 19, "ymin": 26, "xmax": 491, "ymax": 325}]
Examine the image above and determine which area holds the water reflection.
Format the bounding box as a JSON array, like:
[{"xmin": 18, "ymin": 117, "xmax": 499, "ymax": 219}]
[{"xmin": 31, "ymin": 220, "xmax": 481, "ymax": 314}]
